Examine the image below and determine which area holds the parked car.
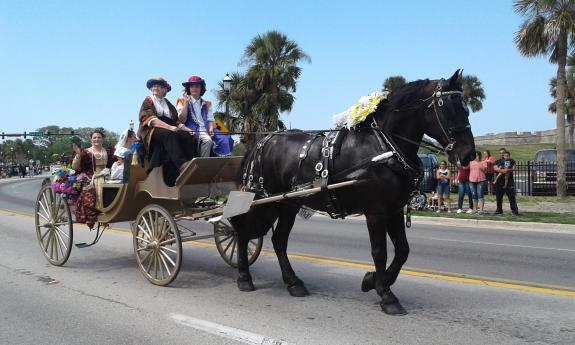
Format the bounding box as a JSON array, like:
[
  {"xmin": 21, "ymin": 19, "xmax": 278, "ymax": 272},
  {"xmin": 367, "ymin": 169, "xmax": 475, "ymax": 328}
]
[
  {"xmin": 417, "ymin": 153, "xmax": 438, "ymax": 192},
  {"xmin": 531, "ymin": 149, "xmax": 575, "ymax": 196}
]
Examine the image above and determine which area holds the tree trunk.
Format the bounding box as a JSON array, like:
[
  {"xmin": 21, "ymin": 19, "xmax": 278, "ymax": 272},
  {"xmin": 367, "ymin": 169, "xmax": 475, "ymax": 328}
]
[{"xmin": 555, "ymin": 31, "xmax": 568, "ymax": 198}]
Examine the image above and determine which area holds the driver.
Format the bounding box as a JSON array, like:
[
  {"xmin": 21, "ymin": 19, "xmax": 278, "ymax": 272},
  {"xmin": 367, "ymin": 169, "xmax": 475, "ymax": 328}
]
[{"xmin": 137, "ymin": 77, "xmax": 197, "ymax": 186}]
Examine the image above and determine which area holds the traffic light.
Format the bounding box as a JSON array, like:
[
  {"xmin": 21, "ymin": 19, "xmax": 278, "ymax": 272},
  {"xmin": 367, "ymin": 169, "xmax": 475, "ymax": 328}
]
[
  {"xmin": 1, "ymin": 132, "xmax": 4, "ymax": 139},
  {"xmin": 23, "ymin": 131, "xmax": 27, "ymax": 139}
]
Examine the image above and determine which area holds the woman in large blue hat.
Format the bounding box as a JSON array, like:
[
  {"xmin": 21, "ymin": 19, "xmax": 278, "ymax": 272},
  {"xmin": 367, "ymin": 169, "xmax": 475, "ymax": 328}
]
[{"xmin": 137, "ymin": 77, "xmax": 197, "ymax": 186}]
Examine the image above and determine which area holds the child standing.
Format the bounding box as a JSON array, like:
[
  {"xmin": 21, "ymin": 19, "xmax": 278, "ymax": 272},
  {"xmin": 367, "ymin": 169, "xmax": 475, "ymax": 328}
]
[{"xmin": 435, "ymin": 160, "xmax": 452, "ymax": 213}]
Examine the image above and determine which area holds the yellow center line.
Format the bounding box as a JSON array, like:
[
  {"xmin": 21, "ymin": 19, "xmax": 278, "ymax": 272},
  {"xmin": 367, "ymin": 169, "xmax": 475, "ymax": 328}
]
[{"xmin": 4, "ymin": 207, "xmax": 575, "ymax": 298}]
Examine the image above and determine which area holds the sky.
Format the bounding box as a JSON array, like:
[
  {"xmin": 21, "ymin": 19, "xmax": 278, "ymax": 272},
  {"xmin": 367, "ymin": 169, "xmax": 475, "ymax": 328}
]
[{"xmin": 0, "ymin": 0, "xmax": 559, "ymax": 138}]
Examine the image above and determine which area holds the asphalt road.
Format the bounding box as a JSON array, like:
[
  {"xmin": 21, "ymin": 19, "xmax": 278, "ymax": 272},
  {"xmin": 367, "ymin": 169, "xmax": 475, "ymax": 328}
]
[{"xmin": 1, "ymin": 177, "xmax": 574, "ymax": 344}]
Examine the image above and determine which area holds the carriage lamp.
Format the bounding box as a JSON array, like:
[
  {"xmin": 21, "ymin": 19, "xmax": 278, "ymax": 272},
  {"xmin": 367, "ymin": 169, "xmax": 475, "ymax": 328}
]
[
  {"xmin": 223, "ymin": 73, "xmax": 232, "ymax": 116},
  {"xmin": 129, "ymin": 120, "xmax": 134, "ymax": 132}
]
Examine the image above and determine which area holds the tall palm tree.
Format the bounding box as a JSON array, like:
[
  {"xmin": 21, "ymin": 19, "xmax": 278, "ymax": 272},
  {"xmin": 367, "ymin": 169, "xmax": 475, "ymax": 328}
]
[
  {"xmin": 241, "ymin": 31, "xmax": 310, "ymax": 146},
  {"xmin": 514, "ymin": 0, "xmax": 575, "ymax": 198},
  {"xmin": 548, "ymin": 76, "xmax": 575, "ymax": 146},
  {"xmin": 382, "ymin": 76, "xmax": 406, "ymax": 93},
  {"xmin": 461, "ymin": 75, "xmax": 486, "ymax": 112}
]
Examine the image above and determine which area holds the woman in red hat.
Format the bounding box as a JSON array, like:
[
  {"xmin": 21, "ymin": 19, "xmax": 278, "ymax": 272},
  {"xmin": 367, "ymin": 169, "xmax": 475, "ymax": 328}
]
[
  {"xmin": 176, "ymin": 75, "xmax": 215, "ymax": 157},
  {"xmin": 137, "ymin": 77, "xmax": 197, "ymax": 186}
]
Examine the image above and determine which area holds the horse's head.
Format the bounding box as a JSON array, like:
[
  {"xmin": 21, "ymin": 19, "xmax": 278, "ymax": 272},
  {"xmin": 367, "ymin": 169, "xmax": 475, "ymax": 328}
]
[{"xmin": 423, "ymin": 70, "xmax": 476, "ymax": 165}]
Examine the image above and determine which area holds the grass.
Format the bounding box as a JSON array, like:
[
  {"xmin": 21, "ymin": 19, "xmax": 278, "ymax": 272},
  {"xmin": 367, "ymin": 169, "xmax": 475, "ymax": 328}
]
[
  {"xmin": 424, "ymin": 143, "xmax": 558, "ymax": 163},
  {"xmin": 413, "ymin": 195, "xmax": 575, "ymax": 225}
]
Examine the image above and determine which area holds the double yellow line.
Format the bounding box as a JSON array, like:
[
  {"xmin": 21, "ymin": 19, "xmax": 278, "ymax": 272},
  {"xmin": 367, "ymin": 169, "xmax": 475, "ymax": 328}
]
[{"xmin": 4, "ymin": 207, "xmax": 575, "ymax": 298}]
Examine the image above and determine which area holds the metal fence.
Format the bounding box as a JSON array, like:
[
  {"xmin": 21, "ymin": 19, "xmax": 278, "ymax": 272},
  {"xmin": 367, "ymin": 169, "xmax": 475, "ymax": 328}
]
[{"xmin": 421, "ymin": 161, "xmax": 575, "ymax": 196}]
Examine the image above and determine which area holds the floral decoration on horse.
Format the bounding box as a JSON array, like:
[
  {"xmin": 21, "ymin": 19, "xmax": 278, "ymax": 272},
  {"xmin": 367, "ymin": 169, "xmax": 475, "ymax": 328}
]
[{"xmin": 332, "ymin": 91, "xmax": 389, "ymax": 129}]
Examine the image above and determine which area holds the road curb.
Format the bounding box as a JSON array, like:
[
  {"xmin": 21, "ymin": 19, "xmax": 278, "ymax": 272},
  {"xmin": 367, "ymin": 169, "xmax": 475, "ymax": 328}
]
[{"xmin": 411, "ymin": 216, "xmax": 575, "ymax": 233}]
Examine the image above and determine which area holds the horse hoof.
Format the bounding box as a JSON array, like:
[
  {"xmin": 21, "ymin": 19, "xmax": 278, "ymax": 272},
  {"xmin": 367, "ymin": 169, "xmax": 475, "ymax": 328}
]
[
  {"xmin": 361, "ymin": 271, "xmax": 375, "ymax": 292},
  {"xmin": 237, "ymin": 278, "xmax": 255, "ymax": 292},
  {"xmin": 287, "ymin": 284, "xmax": 309, "ymax": 297},
  {"xmin": 381, "ymin": 302, "xmax": 407, "ymax": 315}
]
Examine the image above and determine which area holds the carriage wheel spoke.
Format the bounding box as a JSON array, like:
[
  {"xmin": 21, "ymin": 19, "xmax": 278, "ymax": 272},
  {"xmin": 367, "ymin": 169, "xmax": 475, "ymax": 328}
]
[
  {"xmin": 229, "ymin": 238, "xmax": 237, "ymax": 261},
  {"xmin": 159, "ymin": 248, "xmax": 176, "ymax": 266},
  {"xmin": 158, "ymin": 238, "xmax": 176, "ymax": 246},
  {"xmin": 156, "ymin": 252, "xmax": 164, "ymax": 279},
  {"xmin": 135, "ymin": 236, "xmax": 150, "ymax": 244},
  {"xmin": 54, "ymin": 228, "xmax": 68, "ymax": 254},
  {"xmin": 137, "ymin": 223, "xmax": 152, "ymax": 241},
  {"xmin": 148, "ymin": 212, "xmax": 157, "ymax": 238},
  {"xmin": 216, "ymin": 234, "xmax": 233, "ymax": 245},
  {"xmin": 158, "ymin": 251, "xmax": 171, "ymax": 277},
  {"xmin": 157, "ymin": 218, "xmax": 168, "ymax": 242},
  {"xmin": 54, "ymin": 226, "xmax": 70, "ymax": 240},
  {"xmin": 39, "ymin": 195, "xmax": 51, "ymax": 219},
  {"xmin": 160, "ymin": 246, "xmax": 176, "ymax": 254},
  {"xmin": 222, "ymin": 236, "xmax": 235, "ymax": 255},
  {"xmin": 38, "ymin": 212, "xmax": 50, "ymax": 222}
]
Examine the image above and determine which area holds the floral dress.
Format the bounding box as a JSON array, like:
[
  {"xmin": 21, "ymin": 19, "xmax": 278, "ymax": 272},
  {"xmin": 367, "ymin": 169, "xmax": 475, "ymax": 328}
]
[{"xmin": 72, "ymin": 148, "xmax": 113, "ymax": 228}]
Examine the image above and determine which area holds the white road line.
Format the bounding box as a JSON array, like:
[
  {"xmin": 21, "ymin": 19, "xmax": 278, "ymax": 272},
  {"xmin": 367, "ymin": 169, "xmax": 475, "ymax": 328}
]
[
  {"xmin": 411, "ymin": 235, "xmax": 575, "ymax": 252},
  {"xmin": 169, "ymin": 313, "xmax": 291, "ymax": 345}
]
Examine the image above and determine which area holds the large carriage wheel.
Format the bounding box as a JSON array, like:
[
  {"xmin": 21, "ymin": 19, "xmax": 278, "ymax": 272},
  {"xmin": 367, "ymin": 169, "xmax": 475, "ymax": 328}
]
[
  {"xmin": 214, "ymin": 221, "xmax": 263, "ymax": 268},
  {"xmin": 35, "ymin": 183, "xmax": 73, "ymax": 266},
  {"xmin": 133, "ymin": 204, "xmax": 182, "ymax": 286}
]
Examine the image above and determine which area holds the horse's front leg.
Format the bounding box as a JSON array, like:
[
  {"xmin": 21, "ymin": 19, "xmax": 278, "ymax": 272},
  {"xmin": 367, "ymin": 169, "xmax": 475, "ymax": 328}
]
[
  {"xmin": 272, "ymin": 206, "xmax": 308, "ymax": 297},
  {"xmin": 236, "ymin": 230, "xmax": 255, "ymax": 291},
  {"xmin": 363, "ymin": 211, "xmax": 408, "ymax": 315}
]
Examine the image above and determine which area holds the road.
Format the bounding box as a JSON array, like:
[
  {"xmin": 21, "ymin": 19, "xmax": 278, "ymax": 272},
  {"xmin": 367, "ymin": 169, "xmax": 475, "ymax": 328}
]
[{"xmin": 0, "ymin": 177, "xmax": 574, "ymax": 344}]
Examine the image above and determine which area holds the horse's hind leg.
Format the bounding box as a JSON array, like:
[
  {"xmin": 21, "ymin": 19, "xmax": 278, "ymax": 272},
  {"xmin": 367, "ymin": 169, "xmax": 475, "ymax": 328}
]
[
  {"xmin": 272, "ymin": 205, "xmax": 308, "ymax": 297},
  {"xmin": 364, "ymin": 211, "xmax": 408, "ymax": 315}
]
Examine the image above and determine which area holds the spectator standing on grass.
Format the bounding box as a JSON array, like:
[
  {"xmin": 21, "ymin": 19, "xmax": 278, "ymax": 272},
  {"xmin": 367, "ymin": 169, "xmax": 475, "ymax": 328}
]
[
  {"xmin": 454, "ymin": 161, "xmax": 473, "ymax": 214},
  {"xmin": 435, "ymin": 160, "xmax": 452, "ymax": 213},
  {"xmin": 469, "ymin": 151, "xmax": 487, "ymax": 214},
  {"xmin": 494, "ymin": 150, "xmax": 519, "ymax": 215}
]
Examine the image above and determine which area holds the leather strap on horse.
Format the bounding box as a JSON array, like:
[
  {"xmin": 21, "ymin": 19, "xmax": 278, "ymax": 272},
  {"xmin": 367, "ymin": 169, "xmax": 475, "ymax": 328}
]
[{"xmin": 242, "ymin": 133, "xmax": 276, "ymax": 195}]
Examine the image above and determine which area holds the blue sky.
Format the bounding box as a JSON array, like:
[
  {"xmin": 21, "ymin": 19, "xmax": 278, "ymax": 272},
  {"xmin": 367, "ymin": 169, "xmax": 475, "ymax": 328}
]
[{"xmin": 0, "ymin": 0, "xmax": 557, "ymax": 137}]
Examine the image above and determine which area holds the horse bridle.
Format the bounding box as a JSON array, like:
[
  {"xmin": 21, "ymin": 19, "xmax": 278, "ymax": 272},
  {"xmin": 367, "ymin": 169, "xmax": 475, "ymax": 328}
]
[{"xmin": 423, "ymin": 80, "xmax": 471, "ymax": 152}]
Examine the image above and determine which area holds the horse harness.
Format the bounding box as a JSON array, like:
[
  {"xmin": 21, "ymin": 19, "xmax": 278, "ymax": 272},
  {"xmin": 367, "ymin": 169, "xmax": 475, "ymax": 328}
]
[{"xmin": 241, "ymin": 127, "xmax": 422, "ymax": 219}]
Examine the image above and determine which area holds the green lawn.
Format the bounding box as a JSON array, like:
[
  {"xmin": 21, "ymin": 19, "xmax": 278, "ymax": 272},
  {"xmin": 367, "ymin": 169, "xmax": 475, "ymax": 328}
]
[{"xmin": 423, "ymin": 143, "xmax": 558, "ymax": 162}]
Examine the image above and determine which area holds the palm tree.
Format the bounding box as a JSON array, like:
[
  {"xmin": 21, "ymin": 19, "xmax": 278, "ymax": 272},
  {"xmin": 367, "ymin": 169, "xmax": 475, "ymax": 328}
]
[
  {"xmin": 382, "ymin": 76, "xmax": 406, "ymax": 93},
  {"xmin": 514, "ymin": 0, "xmax": 575, "ymax": 198},
  {"xmin": 548, "ymin": 77, "xmax": 575, "ymax": 146},
  {"xmin": 461, "ymin": 75, "xmax": 486, "ymax": 112},
  {"xmin": 240, "ymin": 31, "xmax": 310, "ymax": 147}
]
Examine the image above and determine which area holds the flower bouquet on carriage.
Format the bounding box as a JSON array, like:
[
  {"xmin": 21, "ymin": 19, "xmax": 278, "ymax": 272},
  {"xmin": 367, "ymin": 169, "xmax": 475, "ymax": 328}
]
[{"xmin": 51, "ymin": 166, "xmax": 90, "ymax": 207}]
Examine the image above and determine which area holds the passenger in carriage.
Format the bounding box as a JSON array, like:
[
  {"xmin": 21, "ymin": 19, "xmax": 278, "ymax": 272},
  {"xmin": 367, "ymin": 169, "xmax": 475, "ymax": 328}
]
[
  {"xmin": 176, "ymin": 75, "xmax": 215, "ymax": 157},
  {"xmin": 212, "ymin": 124, "xmax": 234, "ymax": 156},
  {"xmin": 114, "ymin": 128, "xmax": 137, "ymax": 182},
  {"xmin": 137, "ymin": 77, "xmax": 197, "ymax": 186},
  {"xmin": 71, "ymin": 129, "xmax": 115, "ymax": 228},
  {"xmin": 110, "ymin": 148, "xmax": 127, "ymax": 183}
]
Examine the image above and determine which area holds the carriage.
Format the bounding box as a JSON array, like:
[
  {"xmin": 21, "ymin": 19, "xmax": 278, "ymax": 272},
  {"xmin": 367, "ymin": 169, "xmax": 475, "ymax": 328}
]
[
  {"xmin": 35, "ymin": 71, "xmax": 476, "ymax": 315},
  {"xmin": 34, "ymin": 156, "xmax": 265, "ymax": 285}
]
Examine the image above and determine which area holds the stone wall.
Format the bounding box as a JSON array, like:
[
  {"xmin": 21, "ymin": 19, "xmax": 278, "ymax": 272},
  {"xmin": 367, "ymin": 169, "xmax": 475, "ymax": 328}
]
[{"xmin": 474, "ymin": 127, "xmax": 572, "ymax": 146}]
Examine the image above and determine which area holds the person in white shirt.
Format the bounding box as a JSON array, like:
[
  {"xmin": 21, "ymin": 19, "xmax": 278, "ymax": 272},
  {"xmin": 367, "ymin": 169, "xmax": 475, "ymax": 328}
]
[
  {"xmin": 110, "ymin": 147, "xmax": 127, "ymax": 182},
  {"xmin": 176, "ymin": 75, "xmax": 215, "ymax": 157}
]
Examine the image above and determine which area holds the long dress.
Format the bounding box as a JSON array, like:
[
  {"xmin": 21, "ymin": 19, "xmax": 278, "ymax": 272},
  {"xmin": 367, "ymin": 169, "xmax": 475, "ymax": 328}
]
[
  {"xmin": 137, "ymin": 96, "xmax": 197, "ymax": 186},
  {"xmin": 73, "ymin": 148, "xmax": 114, "ymax": 228}
]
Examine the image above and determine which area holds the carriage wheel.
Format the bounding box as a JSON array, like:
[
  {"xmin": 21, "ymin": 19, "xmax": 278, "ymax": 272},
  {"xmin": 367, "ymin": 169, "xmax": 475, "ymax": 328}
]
[
  {"xmin": 214, "ymin": 221, "xmax": 263, "ymax": 268},
  {"xmin": 133, "ymin": 205, "xmax": 182, "ymax": 286},
  {"xmin": 35, "ymin": 183, "xmax": 73, "ymax": 266}
]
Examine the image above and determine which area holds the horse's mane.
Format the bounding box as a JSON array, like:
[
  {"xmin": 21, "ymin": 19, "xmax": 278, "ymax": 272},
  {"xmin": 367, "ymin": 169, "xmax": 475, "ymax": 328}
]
[{"xmin": 376, "ymin": 79, "xmax": 433, "ymax": 113}]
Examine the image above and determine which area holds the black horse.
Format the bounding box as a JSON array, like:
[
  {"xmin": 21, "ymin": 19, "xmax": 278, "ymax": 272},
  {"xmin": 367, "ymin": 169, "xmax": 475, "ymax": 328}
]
[{"xmin": 230, "ymin": 70, "xmax": 476, "ymax": 315}]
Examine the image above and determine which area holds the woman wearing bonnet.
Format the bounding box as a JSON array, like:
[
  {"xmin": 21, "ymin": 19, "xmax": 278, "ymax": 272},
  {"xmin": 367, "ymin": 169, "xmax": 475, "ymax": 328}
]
[{"xmin": 137, "ymin": 77, "xmax": 197, "ymax": 186}]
